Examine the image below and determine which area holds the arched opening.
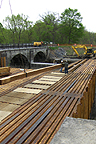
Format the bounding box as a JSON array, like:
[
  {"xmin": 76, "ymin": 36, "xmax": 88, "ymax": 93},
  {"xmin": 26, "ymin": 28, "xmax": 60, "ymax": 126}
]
[
  {"xmin": 10, "ymin": 54, "xmax": 29, "ymax": 68},
  {"xmin": 34, "ymin": 51, "xmax": 46, "ymax": 62}
]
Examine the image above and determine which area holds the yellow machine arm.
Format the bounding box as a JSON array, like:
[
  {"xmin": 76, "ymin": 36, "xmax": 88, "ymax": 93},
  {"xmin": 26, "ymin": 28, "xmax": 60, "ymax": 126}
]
[
  {"xmin": 72, "ymin": 45, "xmax": 80, "ymax": 57},
  {"xmin": 72, "ymin": 45, "xmax": 93, "ymax": 57}
]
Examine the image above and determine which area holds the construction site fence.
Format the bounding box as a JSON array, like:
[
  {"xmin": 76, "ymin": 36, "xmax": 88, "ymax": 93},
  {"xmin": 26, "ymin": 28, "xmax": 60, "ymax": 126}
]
[{"xmin": 48, "ymin": 44, "xmax": 96, "ymax": 47}]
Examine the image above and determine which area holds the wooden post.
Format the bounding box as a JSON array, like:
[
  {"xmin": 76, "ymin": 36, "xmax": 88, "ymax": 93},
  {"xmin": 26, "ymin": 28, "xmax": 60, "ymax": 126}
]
[
  {"xmin": 3, "ymin": 57, "xmax": 6, "ymax": 67},
  {"xmin": 80, "ymin": 96, "xmax": 84, "ymax": 118},
  {"xmin": 1, "ymin": 57, "xmax": 3, "ymax": 67},
  {"xmin": 76, "ymin": 101, "xmax": 81, "ymax": 118},
  {"xmin": 88, "ymin": 82, "xmax": 92, "ymax": 116},
  {"xmin": 71, "ymin": 108, "xmax": 77, "ymax": 118},
  {"xmin": 90, "ymin": 79, "xmax": 93, "ymax": 109},
  {"xmin": 92, "ymin": 75, "xmax": 95, "ymax": 104},
  {"xmin": 83, "ymin": 91, "xmax": 89, "ymax": 119}
]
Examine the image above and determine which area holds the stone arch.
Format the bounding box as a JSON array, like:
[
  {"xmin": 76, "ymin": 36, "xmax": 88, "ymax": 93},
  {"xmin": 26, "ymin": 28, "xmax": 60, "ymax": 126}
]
[
  {"xmin": 34, "ymin": 51, "xmax": 46, "ymax": 62},
  {"xmin": 10, "ymin": 54, "xmax": 29, "ymax": 68}
]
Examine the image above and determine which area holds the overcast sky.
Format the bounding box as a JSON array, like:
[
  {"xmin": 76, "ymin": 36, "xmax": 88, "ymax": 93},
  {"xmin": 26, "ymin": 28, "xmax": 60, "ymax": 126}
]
[{"xmin": 0, "ymin": 0, "xmax": 96, "ymax": 32}]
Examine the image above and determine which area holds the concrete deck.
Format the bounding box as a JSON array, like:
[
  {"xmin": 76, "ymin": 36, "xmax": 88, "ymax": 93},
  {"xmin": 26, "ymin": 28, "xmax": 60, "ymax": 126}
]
[{"xmin": 50, "ymin": 117, "xmax": 96, "ymax": 144}]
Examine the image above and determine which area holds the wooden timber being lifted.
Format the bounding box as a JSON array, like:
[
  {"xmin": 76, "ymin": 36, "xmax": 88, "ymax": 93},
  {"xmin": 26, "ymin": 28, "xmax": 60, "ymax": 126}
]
[{"xmin": 0, "ymin": 59, "xmax": 96, "ymax": 144}]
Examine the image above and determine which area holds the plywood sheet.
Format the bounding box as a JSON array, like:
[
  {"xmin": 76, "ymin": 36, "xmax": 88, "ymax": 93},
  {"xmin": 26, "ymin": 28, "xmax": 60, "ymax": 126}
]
[
  {"xmin": 24, "ymin": 84, "xmax": 50, "ymax": 89},
  {"xmin": 46, "ymin": 73, "xmax": 62, "ymax": 77},
  {"xmin": 38, "ymin": 77, "xmax": 60, "ymax": 82},
  {"xmin": 5, "ymin": 91, "xmax": 35, "ymax": 99},
  {"xmin": 0, "ymin": 96, "xmax": 28, "ymax": 105},
  {"xmin": 14, "ymin": 88, "xmax": 42, "ymax": 94},
  {"xmin": 32, "ymin": 80, "xmax": 55, "ymax": 85},
  {"xmin": 0, "ymin": 110, "xmax": 12, "ymax": 122},
  {"xmin": 1, "ymin": 103, "xmax": 19, "ymax": 112},
  {"xmin": 51, "ymin": 72, "xmax": 65, "ymax": 75},
  {"xmin": 0, "ymin": 102, "xmax": 8, "ymax": 109},
  {"xmin": 43, "ymin": 76, "xmax": 62, "ymax": 79}
]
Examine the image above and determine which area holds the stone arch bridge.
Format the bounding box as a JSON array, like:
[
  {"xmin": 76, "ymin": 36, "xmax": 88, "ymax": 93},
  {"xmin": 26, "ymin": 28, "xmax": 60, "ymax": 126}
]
[{"xmin": 0, "ymin": 46, "xmax": 50, "ymax": 68}]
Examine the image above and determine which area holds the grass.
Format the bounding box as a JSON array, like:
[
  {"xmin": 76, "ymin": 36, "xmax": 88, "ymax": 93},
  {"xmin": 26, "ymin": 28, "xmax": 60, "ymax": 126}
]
[
  {"xmin": 49, "ymin": 46, "xmax": 74, "ymax": 55},
  {"xmin": 49, "ymin": 45, "xmax": 85, "ymax": 56},
  {"xmin": 49, "ymin": 46, "xmax": 59, "ymax": 50}
]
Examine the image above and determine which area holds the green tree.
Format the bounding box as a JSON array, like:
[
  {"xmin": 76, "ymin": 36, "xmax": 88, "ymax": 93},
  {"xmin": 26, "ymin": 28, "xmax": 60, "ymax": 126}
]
[
  {"xmin": 0, "ymin": 23, "xmax": 6, "ymax": 43},
  {"xmin": 79, "ymin": 30, "xmax": 96, "ymax": 45},
  {"xmin": 4, "ymin": 15, "xmax": 17, "ymax": 44},
  {"xmin": 40, "ymin": 12, "xmax": 60, "ymax": 43},
  {"xmin": 4, "ymin": 14, "xmax": 33, "ymax": 44},
  {"xmin": 60, "ymin": 8, "xmax": 84, "ymax": 44},
  {"xmin": 32, "ymin": 20, "xmax": 46, "ymax": 42}
]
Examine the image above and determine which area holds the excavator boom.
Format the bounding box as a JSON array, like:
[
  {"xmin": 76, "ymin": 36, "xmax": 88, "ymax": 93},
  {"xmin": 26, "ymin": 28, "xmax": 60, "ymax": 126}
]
[{"xmin": 72, "ymin": 46, "xmax": 80, "ymax": 57}]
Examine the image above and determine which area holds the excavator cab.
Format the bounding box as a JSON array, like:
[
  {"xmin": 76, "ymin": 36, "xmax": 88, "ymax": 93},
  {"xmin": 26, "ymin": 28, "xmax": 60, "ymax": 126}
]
[{"xmin": 86, "ymin": 48, "xmax": 93, "ymax": 55}]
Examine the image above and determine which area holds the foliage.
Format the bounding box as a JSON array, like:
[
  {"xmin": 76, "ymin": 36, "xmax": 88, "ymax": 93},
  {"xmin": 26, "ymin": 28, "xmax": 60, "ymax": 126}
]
[
  {"xmin": 0, "ymin": 8, "xmax": 96, "ymax": 45},
  {"xmin": 3, "ymin": 14, "xmax": 33, "ymax": 44},
  {"xmin": 0, "ymin": 23, "xmax": 5, "ymax": 43},
  {"xmin": 40, "ymin": 12, "xmax": 60, "ymax": 43},
  {"xmin": 60, "ymin": 8, "xmax": 84, "ymax": 44},
  {"xmin": 79, "ymin": 30, "xmax": 96, "ymax": 44},
  {"xmin": 49, "ymin": 46, "xmax": 59, "ymax": 50},
  {"xmin": 32, "ymin": 20, "xmax": 45, "ymax": 42}
]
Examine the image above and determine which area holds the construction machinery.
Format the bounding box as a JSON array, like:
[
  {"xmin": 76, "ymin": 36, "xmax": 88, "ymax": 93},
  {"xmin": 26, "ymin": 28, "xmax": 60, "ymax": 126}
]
[
  {"xmin": 33, "ymin": 41, "xmax": 43, "ymax": 47},
  {"xmin": 72, "ymin": 44, "xmax": 96, "ymax": 58}
]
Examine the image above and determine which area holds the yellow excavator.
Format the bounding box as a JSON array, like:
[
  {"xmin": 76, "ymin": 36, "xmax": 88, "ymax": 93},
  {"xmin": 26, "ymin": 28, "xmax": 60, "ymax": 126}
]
[{"xmin": 72, "ymin": 44, "xmax": 96, "ymax": 58}]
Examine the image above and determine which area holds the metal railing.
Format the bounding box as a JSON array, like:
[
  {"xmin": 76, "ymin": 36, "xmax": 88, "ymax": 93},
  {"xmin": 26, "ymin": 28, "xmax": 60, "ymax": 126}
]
[{"xmin": 0, "ymin": 43, "xmax": 34, "ymax": 49}]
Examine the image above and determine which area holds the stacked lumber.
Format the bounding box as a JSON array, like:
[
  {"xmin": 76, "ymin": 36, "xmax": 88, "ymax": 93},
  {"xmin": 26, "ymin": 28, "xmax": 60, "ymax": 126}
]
[{"xmin": 0, "ymin": 67, "xmax": 11, "ymax": 77}]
